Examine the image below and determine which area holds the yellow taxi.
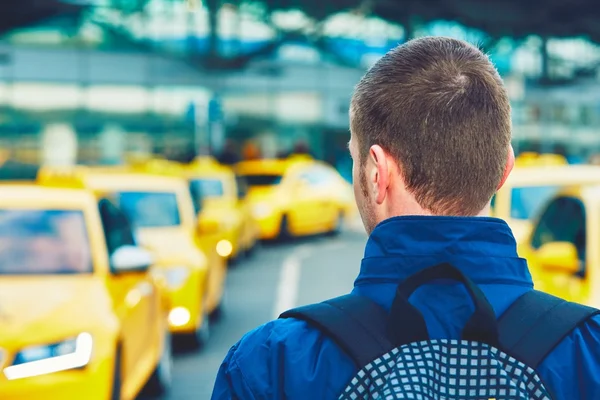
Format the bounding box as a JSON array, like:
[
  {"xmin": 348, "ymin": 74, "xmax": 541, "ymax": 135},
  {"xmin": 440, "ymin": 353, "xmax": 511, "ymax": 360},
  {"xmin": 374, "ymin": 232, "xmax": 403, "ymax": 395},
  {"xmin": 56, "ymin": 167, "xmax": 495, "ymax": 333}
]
[
  {"xmin": 491, "ymin": 165, "xmax": 600, "ymax": 242},
  {"xmin": 516, "ymin": 184, "xmax": 600, "ymax": 308},
  {"xmin": 123, "ymin": 160, "xmax": 231, "ymax": 319},
  {"xmin": 38, "ymin": 167, "xmax": 225, "ymax": 348},
  {"xmin": 0, "ymin": 183, "xmax": 172, "ymax": 400},
  {"xmin": 514, "ymin": 152, "xmax": 567, "ymax": 167},
  {"xmin": 235, "ymin": 155, "xmax": 355, "ymax": 240},
  {"xmin": 184, "ymin": 157, "xmax": 260, "ymax": 262}
]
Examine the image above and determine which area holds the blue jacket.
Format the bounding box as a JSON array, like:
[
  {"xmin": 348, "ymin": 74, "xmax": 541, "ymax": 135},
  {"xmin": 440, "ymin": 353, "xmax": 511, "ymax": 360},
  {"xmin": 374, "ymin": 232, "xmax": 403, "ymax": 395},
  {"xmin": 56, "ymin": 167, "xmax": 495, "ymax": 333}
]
[{"xmin": 212, "ymin": 216, "xmax": 600, "ymax": 399}]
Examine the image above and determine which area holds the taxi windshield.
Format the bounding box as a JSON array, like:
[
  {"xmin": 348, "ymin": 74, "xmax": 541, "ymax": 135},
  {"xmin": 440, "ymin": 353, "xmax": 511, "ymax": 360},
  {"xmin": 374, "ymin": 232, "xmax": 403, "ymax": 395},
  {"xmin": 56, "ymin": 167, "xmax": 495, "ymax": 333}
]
[
  {"xmin": 190, "ymin": 179, "xmax": 224, "ymax": 198},
  {"xmin": 117, "ymin": 192, "xmax": 181, "ymax": 228},
  {"xmin": 0, "ymin": 209, "xmax": 92, "ymax": 275},
  {"xmin": 510, "ymin": 186, "xmax": 561, "ymax": 220},
  {"xmin": 242, "ymin": 174, "xmax": 282, "ymax": 187}
]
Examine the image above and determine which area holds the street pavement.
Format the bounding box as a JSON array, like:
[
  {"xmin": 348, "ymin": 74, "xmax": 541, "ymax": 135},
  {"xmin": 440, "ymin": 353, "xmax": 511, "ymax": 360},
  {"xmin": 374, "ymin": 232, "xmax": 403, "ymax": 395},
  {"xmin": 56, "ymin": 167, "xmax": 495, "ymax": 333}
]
[{"xmin": 140, "ymin": 227, "xmax": 368, "ymax": 400}]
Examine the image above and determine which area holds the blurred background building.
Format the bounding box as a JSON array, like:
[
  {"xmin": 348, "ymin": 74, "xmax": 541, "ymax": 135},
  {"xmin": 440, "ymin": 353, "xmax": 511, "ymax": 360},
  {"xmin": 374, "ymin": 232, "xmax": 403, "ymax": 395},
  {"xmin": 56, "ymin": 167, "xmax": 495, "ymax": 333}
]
[{"xmin": 2, "ymin": 0, "xmax": 600, "ymax": 179}]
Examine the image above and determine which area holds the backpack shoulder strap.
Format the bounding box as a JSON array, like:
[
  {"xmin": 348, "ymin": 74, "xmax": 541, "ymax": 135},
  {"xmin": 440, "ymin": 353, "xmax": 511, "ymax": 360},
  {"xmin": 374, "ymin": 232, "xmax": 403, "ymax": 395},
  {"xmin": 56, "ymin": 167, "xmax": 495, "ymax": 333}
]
[
  {"xmin": 279, "ymin": 294, "xmax": 394, "ymax": 368},
  {"xmin": 498, "ymin": 289, "xmax": 600, "ymax": 368}
]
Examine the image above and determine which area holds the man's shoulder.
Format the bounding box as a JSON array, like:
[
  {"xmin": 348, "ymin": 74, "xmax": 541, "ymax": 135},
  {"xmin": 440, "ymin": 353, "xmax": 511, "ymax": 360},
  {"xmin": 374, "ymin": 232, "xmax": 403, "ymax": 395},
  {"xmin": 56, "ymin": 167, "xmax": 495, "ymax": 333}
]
[
  {"xmin": 578, "ymin": 312, "xmax": 600, "ymax": 335},
  {"xmin": 223, "ymin": 316, "xmax": 356, "ymax": 398},
  {"xmin": 552, "ymin": 312, "xmax": 600, "ymax": 354},
  {"xmin": 537, "ymin": 313, "xmax": 600, "ymax": 399},
  {"xmin": 231, "ymin": 317, "xmax": 340, "ymax": 363}
]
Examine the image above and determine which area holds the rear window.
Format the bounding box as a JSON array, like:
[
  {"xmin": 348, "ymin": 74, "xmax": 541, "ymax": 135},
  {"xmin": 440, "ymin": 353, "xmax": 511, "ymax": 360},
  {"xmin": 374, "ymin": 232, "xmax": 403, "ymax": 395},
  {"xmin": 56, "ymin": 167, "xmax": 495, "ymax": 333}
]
[
  {"xmin": 116, "ymin": 192, "xmax": 181, "ymax": 228},
  {"xmin": 189, "ymin": 179, "xmax": 225, "ymax": 214},
  {"xmin": 242, "ymin": 174, "xmax": 282, "ymax": 186},
  {"xmin": 510, "ymin": 186, "xmax": 561, "ymax": 220},
  {"xmin": 190, "ymin": 179, "xmax": 224, "ymax": 198},
  {"xmin": 0, "ymin": 209, "xmax": 92, "ymax": 275}
]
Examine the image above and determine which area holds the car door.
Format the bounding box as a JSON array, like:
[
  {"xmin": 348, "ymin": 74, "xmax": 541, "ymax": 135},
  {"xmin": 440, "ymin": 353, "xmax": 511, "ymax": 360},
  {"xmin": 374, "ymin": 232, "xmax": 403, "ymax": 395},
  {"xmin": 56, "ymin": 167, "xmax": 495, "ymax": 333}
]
[
  {"xmin": 100, "ymin": 199, "xmax": 158, "ymax": 380},
  {"xmin": 319, "ymin": 165, "xmax": 350, "ymax": 223},
  {"xmin": 234, "ymin": 175, "xmax": 254, "ymax": 248},
  {"xmin": 286, "ymin": 166, "xmax": 330, "ymax": 233},
  {"xmin": 527, "ymin": 196, "xmax": 588, "ymax": 302}
]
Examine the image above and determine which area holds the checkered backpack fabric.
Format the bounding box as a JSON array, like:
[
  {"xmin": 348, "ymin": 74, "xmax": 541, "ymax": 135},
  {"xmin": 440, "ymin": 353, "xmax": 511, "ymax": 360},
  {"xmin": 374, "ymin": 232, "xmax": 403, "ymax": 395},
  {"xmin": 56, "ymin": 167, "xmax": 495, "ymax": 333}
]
[
  {"xmin": 339, "ymin": 339, "xmax": 550, "ymax": 400},
  {"xmin": 280, "ymin": 263, "xmax": 600, "ymax": 400}
]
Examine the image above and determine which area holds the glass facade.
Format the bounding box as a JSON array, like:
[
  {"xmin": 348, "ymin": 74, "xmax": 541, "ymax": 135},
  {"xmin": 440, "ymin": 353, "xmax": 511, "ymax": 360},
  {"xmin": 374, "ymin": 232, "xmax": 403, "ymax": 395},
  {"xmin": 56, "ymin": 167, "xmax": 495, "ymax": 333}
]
[{"xmin": 1, "ymin": 1, "xmax": 600, "ymax": 165}]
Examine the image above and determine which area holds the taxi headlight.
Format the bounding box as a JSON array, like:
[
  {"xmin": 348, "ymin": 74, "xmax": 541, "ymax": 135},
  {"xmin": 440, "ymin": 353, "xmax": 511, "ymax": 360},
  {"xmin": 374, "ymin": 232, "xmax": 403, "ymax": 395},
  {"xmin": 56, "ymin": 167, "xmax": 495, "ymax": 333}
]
[
  {"xmin": 252, "ymin": 203, "xmax": 272, "ymax": 218},
  {"xmin": 158, "ymin": 266, "xmax": 191, "ymax": 289},
  {"xmin": 216, "ymin": 239, "xmax": 233, "ymax": 257},
  {"xmin": 5, "ymin": 332, "xmax": 93, "ymax": 380}
]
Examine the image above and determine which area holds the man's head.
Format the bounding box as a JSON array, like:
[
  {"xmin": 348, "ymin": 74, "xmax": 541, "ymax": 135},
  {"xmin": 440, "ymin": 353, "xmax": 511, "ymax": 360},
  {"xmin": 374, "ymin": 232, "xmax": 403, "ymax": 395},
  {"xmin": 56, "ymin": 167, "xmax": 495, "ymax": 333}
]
[{"xmin": 349, "ymin": 36, "xmax": 514, "ymax": 234}]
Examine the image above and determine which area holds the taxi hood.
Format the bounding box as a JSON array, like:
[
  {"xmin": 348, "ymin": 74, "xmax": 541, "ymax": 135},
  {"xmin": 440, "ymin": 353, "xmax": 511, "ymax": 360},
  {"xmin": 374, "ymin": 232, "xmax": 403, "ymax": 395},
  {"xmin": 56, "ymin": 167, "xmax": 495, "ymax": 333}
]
[
  {"xmin": 246, "ymin": 186, "xmax": 281, "ymax": 203},
  {"xmin": 202, "ymin": 197, "xmax": 237, "ymax": 211},
  {"xmin": 0, "ymin": 276, "xmax": 114, "ymax": 343}
]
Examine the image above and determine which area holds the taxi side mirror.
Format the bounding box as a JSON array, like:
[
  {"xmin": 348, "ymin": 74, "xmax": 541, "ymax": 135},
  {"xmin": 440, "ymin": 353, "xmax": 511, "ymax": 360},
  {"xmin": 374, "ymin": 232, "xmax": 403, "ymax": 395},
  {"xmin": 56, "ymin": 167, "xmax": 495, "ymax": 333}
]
[
  {"xmin": 197, "ymin": 218, "xmax": 220, "ymax": 235},
  {"xmin": 111, "ymin": 245, "xmax": 154, "ymax": 273},
  {"xmin": 536, "ymin": 242, "xmax": 580, "ymax": 274}
]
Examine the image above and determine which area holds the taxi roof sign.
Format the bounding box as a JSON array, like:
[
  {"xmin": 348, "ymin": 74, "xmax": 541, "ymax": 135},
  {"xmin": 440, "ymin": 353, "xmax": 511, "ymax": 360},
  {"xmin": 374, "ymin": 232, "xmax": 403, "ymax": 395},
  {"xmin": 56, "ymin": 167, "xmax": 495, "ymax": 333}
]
[{"xmin": 37, "ymin": 165, "xmax": 88, "ymax": 189}]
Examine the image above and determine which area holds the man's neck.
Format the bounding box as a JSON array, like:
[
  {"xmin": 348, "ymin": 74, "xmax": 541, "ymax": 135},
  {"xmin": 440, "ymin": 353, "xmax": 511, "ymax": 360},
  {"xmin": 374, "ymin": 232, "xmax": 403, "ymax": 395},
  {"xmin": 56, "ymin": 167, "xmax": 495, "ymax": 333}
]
[{"xmin": 386, "ymin": 202, "xmax": 490, "ymax": 219}]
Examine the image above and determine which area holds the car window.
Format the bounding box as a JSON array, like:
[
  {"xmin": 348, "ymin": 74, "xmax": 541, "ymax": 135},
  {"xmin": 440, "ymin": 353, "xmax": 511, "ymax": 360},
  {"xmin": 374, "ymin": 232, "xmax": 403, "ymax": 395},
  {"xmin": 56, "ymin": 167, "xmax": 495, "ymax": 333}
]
[
  {"xmin": 235, "ymin": 175, "xmax": 249, "ymax": 199},
  {"xmin": 510, "ymin": 186, "xmax": 561, "ymax": 220},
  {"xmin": 0, "ymin": 209, "xmax": 92, "ymax": 274},
  {"xmin": 189, "ymin": 179, "xmax": 225, "ymax": 214},
  {"xmin": 189, "ymin": 182, "xmax": 203, "ymax": 214},
  {"xmin": 299, "ymin": 166, "xmax": 334, "ymax": 187},
  {"xmin": 242, "ymin": 174, "xmax": 283, "ymax": 187},
  {"xmin": 190, "ymin": 178, "xmax": 224, "ymax": 198},
  {"xmin": 115, "ymin": 191, "xmax": 181, "ymax": 228},
  {"xmin": 98, "ymin": 198, "xmax": 136, "ymax": 256},
  {"xmin": 530, "ymin": 196, "xmax": 586, "ymax": 259}
]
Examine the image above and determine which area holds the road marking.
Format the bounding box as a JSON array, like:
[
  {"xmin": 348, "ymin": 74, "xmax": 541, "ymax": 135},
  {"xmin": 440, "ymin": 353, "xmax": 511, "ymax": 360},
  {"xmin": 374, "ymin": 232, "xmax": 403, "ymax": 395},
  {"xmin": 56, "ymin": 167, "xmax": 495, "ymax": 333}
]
[{"xmin": 272, "ymin": 244, "xmax": 313, "ymax": 319}]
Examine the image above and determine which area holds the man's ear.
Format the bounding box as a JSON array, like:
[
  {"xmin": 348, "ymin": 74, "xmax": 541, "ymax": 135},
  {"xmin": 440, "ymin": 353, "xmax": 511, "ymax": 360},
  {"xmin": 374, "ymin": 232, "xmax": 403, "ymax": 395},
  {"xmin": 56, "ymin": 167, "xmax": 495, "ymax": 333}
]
[
  {"xmin": 369, "ymin": 145, "xmax": 389, "ymax": 204},
  {"xmin": 497, "ymin": 145, "xmax": 515, "ymax": 190}
]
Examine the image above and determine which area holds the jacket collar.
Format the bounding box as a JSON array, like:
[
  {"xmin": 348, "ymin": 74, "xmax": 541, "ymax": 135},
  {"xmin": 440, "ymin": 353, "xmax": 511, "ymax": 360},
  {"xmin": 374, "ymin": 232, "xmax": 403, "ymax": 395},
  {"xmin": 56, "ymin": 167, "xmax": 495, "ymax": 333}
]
[{"xmin": 355, "ymin": 216, "xmax": 533, "ymax": 288}]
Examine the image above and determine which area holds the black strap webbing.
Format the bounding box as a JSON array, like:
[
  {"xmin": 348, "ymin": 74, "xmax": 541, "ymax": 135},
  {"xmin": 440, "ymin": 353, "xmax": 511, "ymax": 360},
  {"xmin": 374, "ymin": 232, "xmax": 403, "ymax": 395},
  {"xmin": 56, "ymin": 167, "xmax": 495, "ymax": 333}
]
[
  {"xmin": 498, "ymin": 290, "xmax": 600, "ymax": 368},
  {"xmin": 281, "ymin": 290, "xmax": 600, "ymax": 371},
  {"xmin": 279, "ymin": 294, "xmax": 393, "ymax": 368}
]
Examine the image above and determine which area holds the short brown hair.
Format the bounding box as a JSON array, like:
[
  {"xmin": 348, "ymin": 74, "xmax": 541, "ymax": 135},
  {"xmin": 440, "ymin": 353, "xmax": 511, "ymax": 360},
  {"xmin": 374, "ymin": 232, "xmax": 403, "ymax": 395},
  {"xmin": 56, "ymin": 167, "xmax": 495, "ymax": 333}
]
[{"xmin": 351, "ymin": 36, "xmax": 511, "ymax": 215}]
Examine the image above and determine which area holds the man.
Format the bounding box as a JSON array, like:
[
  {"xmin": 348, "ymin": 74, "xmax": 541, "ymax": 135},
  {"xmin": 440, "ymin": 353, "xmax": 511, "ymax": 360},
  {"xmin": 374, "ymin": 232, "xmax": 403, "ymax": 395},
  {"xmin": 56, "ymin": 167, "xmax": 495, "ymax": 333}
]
[{"xmin": 211, "ymin": 37, "xmax": 600, "ymax": 399}]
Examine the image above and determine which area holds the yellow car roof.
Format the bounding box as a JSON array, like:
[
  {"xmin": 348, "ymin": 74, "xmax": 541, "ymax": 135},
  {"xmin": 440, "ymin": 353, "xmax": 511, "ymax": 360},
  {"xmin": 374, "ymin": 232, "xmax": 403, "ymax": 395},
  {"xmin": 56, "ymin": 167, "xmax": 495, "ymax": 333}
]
[
  {"xmin": 581, "ymin": 184, "xmax": 600, "ymax": 201},
  {"xmin": 0, "ymin": 184, "xmax": 94, "ymax": 208},
  {"xmin": 39, "ymin": 166, "xmax": 187, "ymax": 192},
  {"xmin": 515, "ymin": 153, "xmax": 567, "ymax": 167},
  {"xmin": 236, "ymin": 156, "xmax": 313, "ymax": 175},
  {"xmin": 128, "ymin": 159, "xmax": 185, "ymax": 176},
  {"xmin": 185, "ymin": 156, "xmax": 235, "ymax": 179},
  {"xmin": 505, "ymin": 165, "xmax": 600, "ymax": 186},
  {"xmin": 84, "ymin": 172, "xmax": 187, "ymax": 193}
]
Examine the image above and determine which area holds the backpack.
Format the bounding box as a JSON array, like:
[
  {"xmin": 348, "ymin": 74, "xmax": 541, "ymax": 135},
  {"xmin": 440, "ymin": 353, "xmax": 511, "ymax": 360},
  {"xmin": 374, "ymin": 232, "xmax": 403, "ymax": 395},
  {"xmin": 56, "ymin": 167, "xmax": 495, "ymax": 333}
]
[{"xmin": 279, "ymin": 263, "xmax": 599, "ymax": 400}]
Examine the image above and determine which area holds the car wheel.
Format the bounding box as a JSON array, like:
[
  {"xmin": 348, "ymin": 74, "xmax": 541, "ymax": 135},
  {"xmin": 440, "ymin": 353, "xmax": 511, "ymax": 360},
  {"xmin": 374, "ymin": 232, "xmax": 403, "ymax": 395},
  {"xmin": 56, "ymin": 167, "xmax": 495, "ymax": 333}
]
[
  {"xmin": 144, "ymin": 331, "xmax": 173, "ymax": 396},
  {"xmin": 110, "ymin": 347, "xmax": 122, "ymax": 400},
  {"xmin": 327, "ymin": 211, "xmax": 344, "ymax": 236},
  {"xmin": 186, "ymin": 303, "xmax": 210, "ymax": 350},
  {"xmin": 245, "ymin": 239, "xmax": 260, "ymax": 258},
  {"xmin": 195, "ymin": 310, "xmax": 211, "ymax": 348},
  {"xmin": 228, "ymin": 253, "xmax": 240, "ymax": 269},
  {"xmin": 278, "ymin": 215, "xmax": 292, "ymax": 242}
]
